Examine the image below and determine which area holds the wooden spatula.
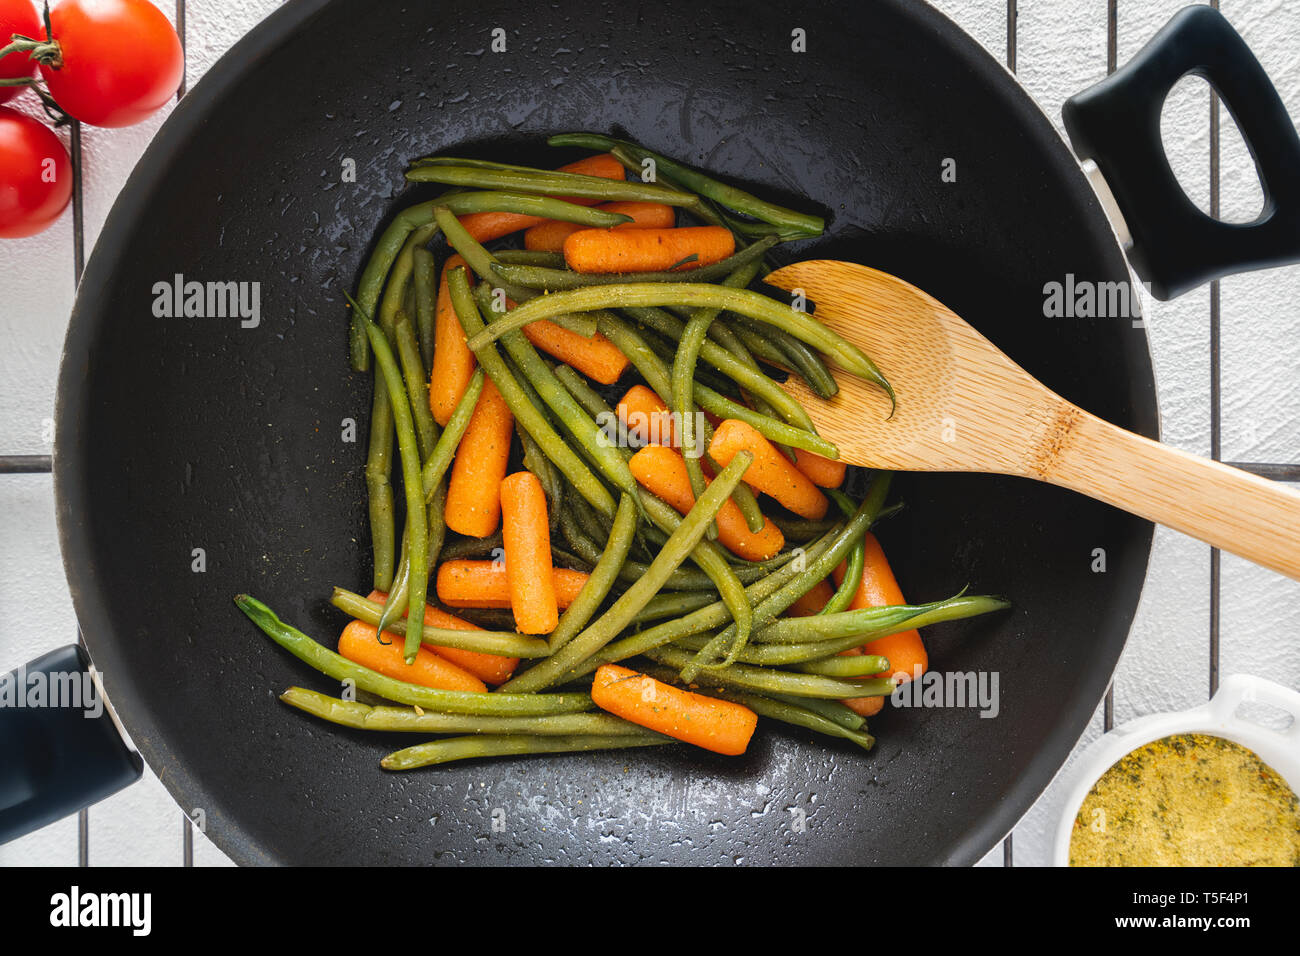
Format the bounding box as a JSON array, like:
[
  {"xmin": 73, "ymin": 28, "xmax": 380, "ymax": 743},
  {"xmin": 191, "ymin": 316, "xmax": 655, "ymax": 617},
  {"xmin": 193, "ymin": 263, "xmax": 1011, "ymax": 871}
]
[{"xmin": 764, "ymin": 259, "xmax": 1300, "ymax": 581}]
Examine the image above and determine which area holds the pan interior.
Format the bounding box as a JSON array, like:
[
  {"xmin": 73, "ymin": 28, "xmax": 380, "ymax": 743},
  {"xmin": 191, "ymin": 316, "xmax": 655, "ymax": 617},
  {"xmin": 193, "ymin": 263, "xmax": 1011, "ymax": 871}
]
[{"xmin": 55, "ymin": 0, "xmax": 1155, "ymax": 865}]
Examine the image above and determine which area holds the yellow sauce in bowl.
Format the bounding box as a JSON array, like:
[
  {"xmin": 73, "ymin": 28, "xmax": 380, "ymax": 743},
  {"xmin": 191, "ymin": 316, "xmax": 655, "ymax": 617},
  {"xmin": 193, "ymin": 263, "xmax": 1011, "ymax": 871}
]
[{"xmin": 1069, "ymin": 732, "xmax": 1300, "ymax": 866}]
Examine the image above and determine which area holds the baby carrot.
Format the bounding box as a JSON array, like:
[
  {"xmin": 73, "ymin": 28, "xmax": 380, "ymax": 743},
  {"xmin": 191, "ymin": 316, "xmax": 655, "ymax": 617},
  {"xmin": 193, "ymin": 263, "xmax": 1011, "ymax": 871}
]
[
  {"xmin": 457, "ymin": 154, "xmax": 625, "ymax": 242},
  {"xmin": 563, "ymin": 226, "xmax": 736, "ymax": 274},
  {"xmin": 500, "ymin": 471, "xmax": 559, "ymax": 634},
  {"xmin": 524, "ymin": 201, "xmax": 676, "ymax": 252},
  {"xmin": 522, "ymin": 321, "xmax": 629, "ymax": 385},
  {"xmin": 366, "ymin": 590, "xmax": 518, "ymax": 685},
  {"xmin": 436, "ymin": 560, "xmax": 588, "ymax": 610},
  {"xmin": 709, "ymin": 418, "xmax": 829, "ymax": 519},
  {"xmin": 786, "ymin": 579, "xmax": 835, "ymax": 618},
  {"xmin": 337, "ymin": 620, "xmax": 486, "ymax": 693},
  {"xmin": 843, "ymin": 695, "xmax": 886, "ymax": 718},
  {"xmin": 759, "ymin": 575, "xmax": 883, "ymax": 714},
  {"xmin": 793, "ymin": 449, "xmax": 847, "ymax": 489},
  {"xmin": 832, "ymin": 532, "xmax": 928, "ymax": 682},
  {"xmin": 430, "ymin": 254, "xmax": 477, "ymax": 426},
  {"xmin": 445, "ymin": 378, "xmax": 514, "ymax": 537},
  {"xmin": 629, "ymin": 445, "xmax": 784, "ymax": 561},
  {"xmin": 591, "ymin": 664, "xmax": 757, "ymax": 756},
  {"xmin": 617, "ymin": 383, "xmax": 678, "ymax": 447}
]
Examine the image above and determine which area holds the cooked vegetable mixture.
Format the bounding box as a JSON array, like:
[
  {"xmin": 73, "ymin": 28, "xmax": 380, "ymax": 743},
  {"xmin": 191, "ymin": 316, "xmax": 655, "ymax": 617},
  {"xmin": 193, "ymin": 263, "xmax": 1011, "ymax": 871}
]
[
  {"xmin": 1070, "ymin": 733, "xmax": 1300, "ymax": 866},
  {"xmin": 235, "ymin": 135, "xmax": 1010, "ymax": 769}
]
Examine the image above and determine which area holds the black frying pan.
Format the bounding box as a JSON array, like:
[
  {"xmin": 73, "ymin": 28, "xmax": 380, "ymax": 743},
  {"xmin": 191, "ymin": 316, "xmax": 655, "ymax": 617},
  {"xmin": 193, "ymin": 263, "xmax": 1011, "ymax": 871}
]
[{"xmin": 6, "ymin": 0, "xmax": 1298, "ymax": 865}]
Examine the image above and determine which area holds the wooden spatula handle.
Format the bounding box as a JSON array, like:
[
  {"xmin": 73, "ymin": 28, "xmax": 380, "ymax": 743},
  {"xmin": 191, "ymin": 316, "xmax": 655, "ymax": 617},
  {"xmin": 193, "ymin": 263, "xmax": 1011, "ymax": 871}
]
[{"xmin": 1048, "ymin": 406, "xmax": 1300, "ymax": 580}]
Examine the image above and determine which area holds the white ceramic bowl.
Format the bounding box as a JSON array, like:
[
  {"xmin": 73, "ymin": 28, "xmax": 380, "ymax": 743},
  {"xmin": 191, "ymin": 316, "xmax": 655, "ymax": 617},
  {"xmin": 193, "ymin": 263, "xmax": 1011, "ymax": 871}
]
[{"xmin": 1052, "ymin": 674, "xmax": 1300, "ymax": 866}]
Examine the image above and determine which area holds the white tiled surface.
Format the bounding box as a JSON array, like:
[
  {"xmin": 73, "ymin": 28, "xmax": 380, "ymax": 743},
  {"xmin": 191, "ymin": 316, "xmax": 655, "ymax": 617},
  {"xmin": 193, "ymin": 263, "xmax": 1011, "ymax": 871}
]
[{"xmin": 1, "ymin": 0, "xmax": 1297, "ymax": 867}]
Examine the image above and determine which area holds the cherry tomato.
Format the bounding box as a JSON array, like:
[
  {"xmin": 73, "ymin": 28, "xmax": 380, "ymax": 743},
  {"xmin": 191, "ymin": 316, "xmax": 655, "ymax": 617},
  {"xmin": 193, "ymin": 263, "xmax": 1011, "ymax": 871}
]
[
  {"xmin": 40, "ymin": 0, "xmax": 183, "ymax": 127},
  {"xmin": 0, "ymin": 0, "xmax": 42, "ymax": 104},
  {"xmin": 0, "ymin": 106, "xmax": 72, "ymax": 237}
]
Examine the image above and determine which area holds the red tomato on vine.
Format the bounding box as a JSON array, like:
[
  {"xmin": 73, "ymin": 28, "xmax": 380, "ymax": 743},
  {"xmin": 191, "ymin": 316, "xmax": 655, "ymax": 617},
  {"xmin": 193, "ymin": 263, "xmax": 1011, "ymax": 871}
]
[
  {"xmin": 0, "ymin": 0, "xmax": 42, "ymax": 104},
  {"xmin": 0, "ymin": 104, "xmax": 71, "ymax": 237},
  {"xmin": 3, "ymin": 0, "xmax": 183, "ymax": 127}
]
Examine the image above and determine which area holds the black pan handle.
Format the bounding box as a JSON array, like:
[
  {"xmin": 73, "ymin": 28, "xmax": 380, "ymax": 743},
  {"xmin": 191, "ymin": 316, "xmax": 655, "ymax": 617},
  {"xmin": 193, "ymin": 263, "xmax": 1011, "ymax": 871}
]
[
  {"xmin": 0, "ymin": 644, "xmax": 142, "ymax": 845},
  {"xmin": 1062, "ymin": 5, "xmax": 1300, "ymax": 300}
]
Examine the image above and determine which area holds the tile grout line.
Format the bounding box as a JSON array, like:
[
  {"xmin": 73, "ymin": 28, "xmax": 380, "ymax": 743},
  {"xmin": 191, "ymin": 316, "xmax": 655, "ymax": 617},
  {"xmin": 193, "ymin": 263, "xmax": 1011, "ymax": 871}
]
[
  {"xmin": 1002, "ymin": 0, "xmax": 1016, "ymax": 870},
  {"xmin": 1209, "ymin": 0, "xmax": 1221, "ymax": 701},
  {"xmin": 1102, "ymin": 0, "xmax": 1117, "ymax": 740},
  {"xmin": 176, "ymin": 0, "xmax": 194, "ymax": 870},
  {"xmin": 70, "ymin": 116, "xmax": 87, "ymax": 867}
]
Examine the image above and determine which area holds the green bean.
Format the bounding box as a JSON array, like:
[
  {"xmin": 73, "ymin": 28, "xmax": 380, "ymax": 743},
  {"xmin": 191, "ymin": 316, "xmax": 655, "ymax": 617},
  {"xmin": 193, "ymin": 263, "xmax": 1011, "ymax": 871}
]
[
  {"xmin": 434, "ymin": 204, "xmax": 597, "ymax": 339},
  {"xmin": 672, "ymin": 261, "xmax": 764, "ymax": 528},
  {"xmin": 420, "ymin": 367, "xmax": 484, "ymax": 500},
  {"xmin": 552, "ymin": 545, "xmax": 594, "ymax": 572},
  {"xmin": 503, "ymin": 494, "xmax": 638, "ymax": 691},
  {"xmin": 636, "ymin": 483, "xmax": 746, "ymax": 587},
  {"xmin": 748, "ymin": 596, "xmax": 1012, "ymax": 664},
  {"xmin": 331, "ymin": 587, "xmax": 552, "ymax": 657},
  {"xmin": 412, "ymin": 247, "xmax": 438, "ymax": 370},
  {"xmin": 357, "ymin": 222, "xmax": 439, "ymax": 587},
  {"xmin": 623, "ymin": 305, "xmax": 814, "ymax": 431},
  {"xmin": 435, "ymin": 209, "xmax": 634, "ymax": 500},
  {"xmin": 234, "ymin": 595, "xmax": 591, "ymax": 715},
  {"xmin": 645, "ymin": 645, "xmax": 893, "ymax": 700},
  {"xmin": 466, "ymin": 282, "xmax": 891, "ymax": 409},
  {"xmin": 595, "ymin": 311, "xmax": 838, "ymax": 457},
  {"xmin": 558, "ymin": 507, "xmax": 733, "ymax": 590},
  {"xmin": 726, "ymin": 321, "xmax": 793, "ymax": 372},
  {"xmin": 379, "ymin": 480, "xmax": 447, "ymax": 645},
  {"xmin": 768, "ymin": 514, "xmax": 840, "ymax": 541},
  {"xmin": 352, "ymin": 296, "xmax": 430, "ymax": 659},
  {"xmin": 554, "ymin": 363, "xmax": 618, "ymax": 425},
  {"xmin": 634, "ymin": 669, "xmax": 874, "ymax": 751},
  {"xmin": 363, "ymin": 382, "xmax": 397, "ymax": 591},
  {"xmin": 451, "ymin": 607, "xmax": 520, "ymax": 631},
  {"xmin": 493, "ymin": 249, "xmax": 566, "ymax": 268},
  {"xmin": 793, "ymin": 655, "xmax": 891, "ymax": 677},
  {"xmin": 439, "ymin": 529, "xmax": 501, "ymax": 562},
  {"xmin": 405, "ymin": 164, "xmax": 699, "ymax": 209},
  {"xmin": 632, "ymin": 590, "xmax": 719, "ymax": 623},
  {"xmin": 574, "ymin": 524, "xmax": 844, "ymax": 676},
  {"xmin": 548, "ymin": 134, "xmax": 825, "ymax": 237},
  {"xmin": 448, "ymin": 266, "xmax": 617, "ymax": 518},
  {"xmin": 281, "ymin": 687, "xmax": 654, "ymax": 737},
  {"xmin": 679, "ymin": 475, "xmax": 890, "ymax": 679},
  {"xmin": 516, "ymin": 422, "xmax": 562, "ymax": 530},
  {"xmin": 381, "ymin": 732, "xmax": 671, "ymax": 770},
  {"xmin": 729, "ymin": 694, "xmax": 874, "ymax": 750},
  {"xmin": 380, "ymin": 224, "xmax": 438, "ymax": 345},
  {"xmin": 509, "ymin": 452, "xmax": 752, "ymax": 690},
  {"xmin": 605, "ymin": 144, "xmax": 784, "ymax": 253},
  {"xmin": 476, "ymin": 281, "xmax": 600, "ymax": 339},
  {"xmin": 394, "ymin": 314, "xmax": 439, "ymax": 461},
  {"xmin": 569, "ymin": 491, "xmax": 615, "ymax": 544},
  {"xmin": 637, "ymin": 489, "xmax": 753, "ymax": 670},
  {"xmin": 730, "ymin": 313, "xmax": 838, "ymax": 399},
  {"xmin": 767, "ymin": 693, "xmax": 868, "ymax": 732},
  {"xmin": 489, "ymin": 308, "xmax": 638, "ymax": 499},
  {"xmin": 819, "ymin": 489, "xmax": 864, "ymax": 616},
  {"xmin": 351, "ymin": 189, "xmax": 642, "ymax": 366},
  {"xmin": 491, "ymin": 236, "xmax": 777, "ymax": 291}
]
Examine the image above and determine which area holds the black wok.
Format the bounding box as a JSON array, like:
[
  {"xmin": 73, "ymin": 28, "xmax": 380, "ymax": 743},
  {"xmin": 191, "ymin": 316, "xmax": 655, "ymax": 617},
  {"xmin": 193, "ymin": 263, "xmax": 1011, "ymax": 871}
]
[{"xmin": 12, "ymin": 0, "xmax": 1298, "ymax": 864}]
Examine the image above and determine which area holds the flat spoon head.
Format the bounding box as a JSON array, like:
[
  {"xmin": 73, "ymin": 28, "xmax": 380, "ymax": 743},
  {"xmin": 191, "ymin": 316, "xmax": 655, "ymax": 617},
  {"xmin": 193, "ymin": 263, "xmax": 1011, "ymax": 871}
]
[
  {"xmin": 767, "ymin": 260, "xmax": 1300, "ymax": 580},
  {"xmin": 765, "ymin": 259, "xmax": 1065, "ymax": 478}
]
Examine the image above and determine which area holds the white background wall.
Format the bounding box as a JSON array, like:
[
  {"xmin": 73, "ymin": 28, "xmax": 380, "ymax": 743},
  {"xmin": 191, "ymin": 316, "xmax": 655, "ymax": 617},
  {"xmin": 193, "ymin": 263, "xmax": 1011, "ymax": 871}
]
[{"xmin": 1, "ymin": 0, "xmax": 1297, "ymax": 867}]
